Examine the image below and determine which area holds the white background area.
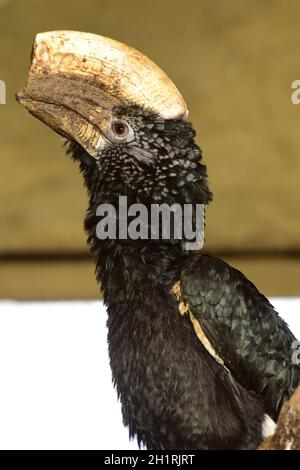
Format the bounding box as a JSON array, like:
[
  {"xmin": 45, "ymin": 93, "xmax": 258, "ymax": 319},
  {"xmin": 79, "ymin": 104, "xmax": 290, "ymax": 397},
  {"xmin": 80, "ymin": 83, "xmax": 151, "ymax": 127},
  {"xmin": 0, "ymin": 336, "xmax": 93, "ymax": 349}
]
[{"xmin": 0, "ymin": 298, "xmax": 299, "ymax": 450}]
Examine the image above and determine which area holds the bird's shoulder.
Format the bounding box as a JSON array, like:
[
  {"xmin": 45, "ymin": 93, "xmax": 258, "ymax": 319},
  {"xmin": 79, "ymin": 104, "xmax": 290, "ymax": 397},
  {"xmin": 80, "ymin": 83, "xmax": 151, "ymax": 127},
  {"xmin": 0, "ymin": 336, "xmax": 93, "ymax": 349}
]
[{"xmin": 178, "ymin": 254, "xmax": 300, "ymax": 418}]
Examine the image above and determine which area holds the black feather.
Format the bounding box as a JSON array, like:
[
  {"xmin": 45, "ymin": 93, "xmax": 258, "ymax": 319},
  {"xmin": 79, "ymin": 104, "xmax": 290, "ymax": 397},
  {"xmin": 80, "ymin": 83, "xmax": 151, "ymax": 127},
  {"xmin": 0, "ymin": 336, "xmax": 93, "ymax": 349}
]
[{"xmin": 65, "ymin": 104, "xmax": 299, "ymax": 449}]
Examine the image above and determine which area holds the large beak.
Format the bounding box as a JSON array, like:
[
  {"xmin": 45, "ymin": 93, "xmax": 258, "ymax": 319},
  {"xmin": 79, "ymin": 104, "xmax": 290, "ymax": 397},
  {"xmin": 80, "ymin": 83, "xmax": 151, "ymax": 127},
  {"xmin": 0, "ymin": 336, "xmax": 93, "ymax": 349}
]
[{"xmin": 16, "ymin": 30, "xmax": 188, "ymax": 158}]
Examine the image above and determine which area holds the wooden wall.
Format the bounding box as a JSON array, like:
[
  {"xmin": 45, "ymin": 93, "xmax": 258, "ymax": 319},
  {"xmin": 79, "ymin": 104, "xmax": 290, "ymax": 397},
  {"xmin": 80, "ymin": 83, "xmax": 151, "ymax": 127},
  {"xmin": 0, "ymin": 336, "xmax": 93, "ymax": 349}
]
[{"xmin": 0, "ymin": 0, "xmax": 299, "ymax": 298}]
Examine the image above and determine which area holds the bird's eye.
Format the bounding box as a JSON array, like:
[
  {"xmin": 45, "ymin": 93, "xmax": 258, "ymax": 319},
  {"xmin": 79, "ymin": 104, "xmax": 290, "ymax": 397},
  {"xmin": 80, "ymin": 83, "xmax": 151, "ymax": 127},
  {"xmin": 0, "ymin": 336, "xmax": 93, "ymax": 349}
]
[
  {"xmin": 112, "ymin": 121, "xmax": 128, "ymax": 137},
  {"xmin": 110, "ymin": 119, "xmax": 134, "ymax": 143}
]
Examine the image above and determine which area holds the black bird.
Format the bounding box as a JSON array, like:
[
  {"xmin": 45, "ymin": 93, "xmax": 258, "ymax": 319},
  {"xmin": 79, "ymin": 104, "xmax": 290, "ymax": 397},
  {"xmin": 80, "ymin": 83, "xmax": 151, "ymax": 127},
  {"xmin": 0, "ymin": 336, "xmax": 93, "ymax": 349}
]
[{"xmin": 17, "ymin": 31, "xmax": 300, "ymax": 450}]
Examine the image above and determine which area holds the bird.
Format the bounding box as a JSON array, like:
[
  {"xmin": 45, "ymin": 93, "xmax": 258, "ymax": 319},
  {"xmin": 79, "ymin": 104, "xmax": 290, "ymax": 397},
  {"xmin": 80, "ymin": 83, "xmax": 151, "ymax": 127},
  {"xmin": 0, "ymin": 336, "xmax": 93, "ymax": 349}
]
[{"xmin": 16, "ymin": 30, "xmax": 300, "ymax": 450}]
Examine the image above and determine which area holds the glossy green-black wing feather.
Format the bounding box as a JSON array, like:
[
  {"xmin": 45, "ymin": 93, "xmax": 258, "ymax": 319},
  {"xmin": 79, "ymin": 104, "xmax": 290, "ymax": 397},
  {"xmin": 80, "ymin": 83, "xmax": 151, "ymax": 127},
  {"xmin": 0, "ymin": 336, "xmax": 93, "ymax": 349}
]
[{"xmin": 180, "ymin": 255, "xmax": 300, "ymax": 420}]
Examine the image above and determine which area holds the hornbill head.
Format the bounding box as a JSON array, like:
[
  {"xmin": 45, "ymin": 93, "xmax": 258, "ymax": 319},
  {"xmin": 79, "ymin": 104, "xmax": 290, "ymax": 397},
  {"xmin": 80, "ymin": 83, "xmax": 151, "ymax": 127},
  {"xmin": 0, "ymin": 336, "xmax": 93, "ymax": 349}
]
[{"xmin": 16, "ymin": 30, "xmax": 211, "ymax": 212}]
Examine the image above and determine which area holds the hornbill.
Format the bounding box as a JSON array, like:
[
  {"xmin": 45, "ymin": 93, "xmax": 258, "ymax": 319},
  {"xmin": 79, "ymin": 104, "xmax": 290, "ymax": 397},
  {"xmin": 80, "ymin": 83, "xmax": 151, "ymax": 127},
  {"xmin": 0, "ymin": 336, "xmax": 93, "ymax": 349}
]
[{"xmin": 16, "ymin": 31, "xmax": 300, "ymax": 450}]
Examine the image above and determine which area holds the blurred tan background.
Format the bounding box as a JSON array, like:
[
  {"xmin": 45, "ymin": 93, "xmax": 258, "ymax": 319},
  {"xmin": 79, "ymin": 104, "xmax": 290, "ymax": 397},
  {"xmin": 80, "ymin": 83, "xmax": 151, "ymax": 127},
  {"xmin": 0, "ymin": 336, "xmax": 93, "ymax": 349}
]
[{"xmin": 0, "ymin": 0, "xmax": 299, "ymax": 299}]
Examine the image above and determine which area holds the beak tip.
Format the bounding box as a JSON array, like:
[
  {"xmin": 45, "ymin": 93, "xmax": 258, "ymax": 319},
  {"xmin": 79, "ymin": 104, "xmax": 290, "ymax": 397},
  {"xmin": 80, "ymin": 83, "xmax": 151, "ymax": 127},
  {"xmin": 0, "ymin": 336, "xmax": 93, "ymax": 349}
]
[
  {"xmin": 15, "ymin": 90, "xmax": 23, "ymax": 102},
  {"xmin": 15, "ymin": 90, "xmax": 27, "ymax": 107}
]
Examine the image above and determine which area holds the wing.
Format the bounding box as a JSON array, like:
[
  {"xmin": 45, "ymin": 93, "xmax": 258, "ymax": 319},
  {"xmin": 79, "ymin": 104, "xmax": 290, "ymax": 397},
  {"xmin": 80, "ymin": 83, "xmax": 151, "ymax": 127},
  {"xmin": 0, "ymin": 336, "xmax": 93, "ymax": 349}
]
[{"xmin": 180, "ymin": 254, "xmax": 300, "ymax": 420}]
